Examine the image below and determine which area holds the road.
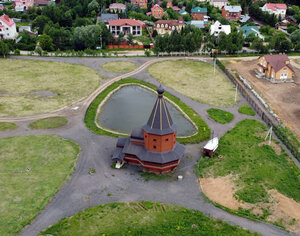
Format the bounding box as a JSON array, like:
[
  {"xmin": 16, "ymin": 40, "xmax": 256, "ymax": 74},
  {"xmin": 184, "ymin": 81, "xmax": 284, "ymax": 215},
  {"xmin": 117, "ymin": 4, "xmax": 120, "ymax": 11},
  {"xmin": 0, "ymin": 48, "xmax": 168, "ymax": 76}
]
[{"xmin": 0, "ymin": 56, "xmax": 296, "ymax": 236}]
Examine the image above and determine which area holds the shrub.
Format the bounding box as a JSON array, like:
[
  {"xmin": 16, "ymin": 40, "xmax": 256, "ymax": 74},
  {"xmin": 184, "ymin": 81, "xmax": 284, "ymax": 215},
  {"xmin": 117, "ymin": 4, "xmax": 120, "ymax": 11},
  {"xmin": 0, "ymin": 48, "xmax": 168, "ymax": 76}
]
[
  {"xmin": 207, "ymin": 108, "xmax": 234, "ymax": 124},
  {"xmin": 238, "ymin": 104, "xmax": 255, "ymax": 116}
]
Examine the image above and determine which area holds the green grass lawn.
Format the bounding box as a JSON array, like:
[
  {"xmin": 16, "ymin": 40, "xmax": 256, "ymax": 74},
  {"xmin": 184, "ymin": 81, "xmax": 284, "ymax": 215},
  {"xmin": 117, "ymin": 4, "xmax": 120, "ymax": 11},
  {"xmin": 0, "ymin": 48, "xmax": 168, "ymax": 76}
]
[
  {"xmin": 198, "ymin": 119, "xmax": 300, "ymax": 208},
  {"xmin": 40, "ymin": 201, "xmax": 257, "ymax": 236},
  {"xmin": 0, "ymin": 135, "xmax": 80, "ymax": 235},
  {"xmin": 238, "ymin": 104, "xmax": 256, "ymax": 116},
  {"xmin": 29, "ymin": 117, "xmax": 68, "ymax": 129},
  {"xmin": 0, "ymin": 122, "xmax": 17, "ymax": 131},
  {"xmin": 0, "ymin": 59, "xmax": 101, "ymax": 116},
  {"xmin": 147, "ymin": 60, "xmax": 238, "ymax": 107},
  {"xmin": 207, "ymin": 108, "xmax": 234, "ymax": 124},
  {"xmin": 102, "ymin": 61, "xmax": 137, "ymax": 73}
]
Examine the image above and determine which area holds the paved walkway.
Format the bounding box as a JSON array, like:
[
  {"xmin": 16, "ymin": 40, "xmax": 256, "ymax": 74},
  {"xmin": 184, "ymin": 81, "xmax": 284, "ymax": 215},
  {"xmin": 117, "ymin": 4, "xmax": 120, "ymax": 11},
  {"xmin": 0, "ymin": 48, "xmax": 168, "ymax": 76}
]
[{"xmin": 0, "ymin": 56, "xmax": 296, "ymax": 236}]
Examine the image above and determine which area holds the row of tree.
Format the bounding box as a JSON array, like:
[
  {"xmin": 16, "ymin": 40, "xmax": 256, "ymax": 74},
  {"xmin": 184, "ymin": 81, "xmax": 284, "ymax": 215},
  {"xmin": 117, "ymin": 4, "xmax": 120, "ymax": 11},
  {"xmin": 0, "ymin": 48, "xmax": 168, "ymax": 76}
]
[{"xmin": 153, "ymin": 26, "xmax": 202, "ymax": 54}]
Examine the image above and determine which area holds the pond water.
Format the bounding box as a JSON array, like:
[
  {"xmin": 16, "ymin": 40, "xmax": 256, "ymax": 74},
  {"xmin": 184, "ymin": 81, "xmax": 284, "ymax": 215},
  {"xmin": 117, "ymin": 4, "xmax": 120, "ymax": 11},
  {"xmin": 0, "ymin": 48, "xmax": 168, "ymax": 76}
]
[{"xmin": 98, "ymin": 85, "xmax": 197, "ymax": 136}]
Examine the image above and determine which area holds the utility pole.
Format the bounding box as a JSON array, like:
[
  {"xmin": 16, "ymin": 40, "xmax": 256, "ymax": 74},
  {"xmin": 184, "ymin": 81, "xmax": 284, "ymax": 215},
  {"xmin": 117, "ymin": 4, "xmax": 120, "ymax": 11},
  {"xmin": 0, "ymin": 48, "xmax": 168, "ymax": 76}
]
[{"xmin": 265, "ymin": 126, "xmax": 273, "ymax": 145}]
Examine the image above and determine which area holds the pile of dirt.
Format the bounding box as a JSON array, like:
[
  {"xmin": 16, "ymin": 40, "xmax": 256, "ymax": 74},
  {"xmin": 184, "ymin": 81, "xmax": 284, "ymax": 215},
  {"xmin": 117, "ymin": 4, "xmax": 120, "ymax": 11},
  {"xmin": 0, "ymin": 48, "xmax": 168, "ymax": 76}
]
[{"xmin": 199, "ymin": 176, "xmax": 300, "ymax": 233}]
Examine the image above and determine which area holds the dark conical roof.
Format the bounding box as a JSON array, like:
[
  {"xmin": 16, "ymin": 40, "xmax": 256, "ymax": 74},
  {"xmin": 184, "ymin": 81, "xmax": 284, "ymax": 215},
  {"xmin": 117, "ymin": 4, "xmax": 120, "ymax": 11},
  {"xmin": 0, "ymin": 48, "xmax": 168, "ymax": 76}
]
[{"xmin": 143, "ymin": 86, "xmax": 176, "ymax": 135}]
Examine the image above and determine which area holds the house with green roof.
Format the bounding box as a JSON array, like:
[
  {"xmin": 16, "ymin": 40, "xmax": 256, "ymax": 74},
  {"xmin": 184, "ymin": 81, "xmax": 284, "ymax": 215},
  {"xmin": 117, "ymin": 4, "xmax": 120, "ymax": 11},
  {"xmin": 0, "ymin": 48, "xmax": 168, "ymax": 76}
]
[
  {"xmin": 239, "ymin": 25, "xmax": 264, "ymax": 40},
  {"xmin": 178, "ymin": 9, "xmax": 188, "ymax": 15},
  {"xmin": 191, "ymin": 7, "xmax": 207, "ymax": 20}
]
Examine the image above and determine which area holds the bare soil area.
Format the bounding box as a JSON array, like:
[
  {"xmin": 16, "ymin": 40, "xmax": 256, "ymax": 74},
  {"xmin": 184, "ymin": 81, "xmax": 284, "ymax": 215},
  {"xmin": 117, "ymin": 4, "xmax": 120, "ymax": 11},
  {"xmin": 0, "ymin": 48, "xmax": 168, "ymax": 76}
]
[
  {"xmin": 200, "ymin": 176, "xmax": 300, "ymax": 233},
  {"xmin": 225, "ymin": 59, "xmax": 300, "ymax": 138}
]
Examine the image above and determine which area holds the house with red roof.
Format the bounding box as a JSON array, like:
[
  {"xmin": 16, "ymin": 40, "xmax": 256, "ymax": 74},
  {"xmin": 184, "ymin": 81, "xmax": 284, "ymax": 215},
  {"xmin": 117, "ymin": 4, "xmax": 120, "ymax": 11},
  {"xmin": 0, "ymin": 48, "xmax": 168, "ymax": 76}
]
[
  {"xmin": 261, "ymin": 3, "xmax": 287, "ymax": 18},
  {"xmin": 15, "ymin": 0, "xmax": 34, "ymax": 10},
  {"xmin": 257, "ymin": 54, "xmax": 294, "ymax": 82},
  {"xmin": 108, "ymin": 19, "xmax": 145, "ymax": 37},
  {"xmin": 0, "ymin": 14, "xmax": 18, "ymax": 39},
  {"xmin": 131, "ymin": 0, "xmax": 147, "ymax": 9},
  {"xmin": 151, "ymin": 4, "xmax": 164, "ymax": 18}
]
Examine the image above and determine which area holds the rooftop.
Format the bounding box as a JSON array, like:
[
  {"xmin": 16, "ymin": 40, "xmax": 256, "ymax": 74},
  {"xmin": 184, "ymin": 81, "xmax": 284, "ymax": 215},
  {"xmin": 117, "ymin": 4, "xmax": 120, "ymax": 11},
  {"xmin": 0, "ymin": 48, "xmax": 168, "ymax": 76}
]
[
  {"xmin": 224, "ymin": 5, "xmax": 242, "ymax": 13},
  {"xmin": 265, "ymin": 3, "xmax": 287, "ymax": 11},
  {"xmin": 262, "ymin": 54, "xmax": 294, "ymax": 73},
  {"xmin": 108, "ymin": 19, "xmax": 145, "ymax": 26},
  {"xmin": 0, "ymin": 14, "xmax": 15, "ymax": 27},
  {"xmin": 191, "ymin": 7, "xmax": 207, "ymax": 13}
]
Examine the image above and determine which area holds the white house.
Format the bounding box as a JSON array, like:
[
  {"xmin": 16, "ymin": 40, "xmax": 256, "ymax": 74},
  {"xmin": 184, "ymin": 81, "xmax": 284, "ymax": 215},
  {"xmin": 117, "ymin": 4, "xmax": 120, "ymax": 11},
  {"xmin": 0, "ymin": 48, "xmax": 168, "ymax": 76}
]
[
  {"xmin": 0, "ymin": 14, "xmax": 18, "ymax": 39},
  {"xmin": 108, "ymin": 19, "xmax": 144, "ymax": 37},
  {"xmin": 210, "ymin": 20, "xmax": 231, "ymax": 37},
  {"xmin": 261, "ymin": 3, "xmax": 287, "ymax": 18},
  {"xmin": 209, "ymin": 0, "xmax": 228, "ymax": 9}
]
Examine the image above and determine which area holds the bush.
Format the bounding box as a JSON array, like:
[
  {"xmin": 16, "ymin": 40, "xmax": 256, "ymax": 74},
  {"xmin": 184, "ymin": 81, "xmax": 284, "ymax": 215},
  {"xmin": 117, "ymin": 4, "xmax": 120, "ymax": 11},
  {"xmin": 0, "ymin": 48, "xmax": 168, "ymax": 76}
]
[
  {"xmin": 14, "ymin": 49, "xmax": 20, "ymax": 55},
  {"xmin": 207, "ymin": 108, "xmax": 234, "ymax": 124},
  {"xmin": 238, "ymin": 104, "xmax": 255, "ymax": 116}
]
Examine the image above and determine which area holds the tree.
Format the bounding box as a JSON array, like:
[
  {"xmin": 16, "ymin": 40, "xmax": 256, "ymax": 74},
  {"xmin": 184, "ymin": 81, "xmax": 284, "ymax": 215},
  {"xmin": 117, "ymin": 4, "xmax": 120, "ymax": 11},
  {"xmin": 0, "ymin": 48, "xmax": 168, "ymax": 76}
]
[
  {"xmin": 88, "ymin": 0, "xmax": 100, "ymax": 14},
  {"xmin": 48, "ymin": 27, "xmax": 73, "ymax": 50},
  {"xmin": 290, "ymin": 29, "xmax": 300, "ymax": 44},
  {"xmin": 32, "ymin": 15, "xmax": 52, "ymax": 34},
  {"xmin": 245, "ymin": 32, "xmax": 257, "ymax": 42},
  {"xmin": 0, "ymin": 40, "xmax": 9, "ymax": 57},
  {"xmin": 127, "ymin": 33, "xmax": 134, "ymax": 45},
  {"xmin": 38, "ymin": 34, "xmax": 54, "ymax": 51},
  {"xmin": 270, "ymin": 32, "xmax": 292, "ymax": 52}
]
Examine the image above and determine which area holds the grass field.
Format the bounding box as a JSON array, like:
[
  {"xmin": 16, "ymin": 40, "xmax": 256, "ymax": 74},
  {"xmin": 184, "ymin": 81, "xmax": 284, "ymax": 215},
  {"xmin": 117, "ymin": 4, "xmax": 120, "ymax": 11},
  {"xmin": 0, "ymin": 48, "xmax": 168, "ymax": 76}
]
[
  {"xmin": 198, "ymin": 119, "xmax": 300, "ymax": 203},
  {"xmin": 0, "ymin": 122, "xmax": 17, "ymax": 131},
  {"xmin": 0, "ymin": 135, "xmax": 80, "ymax": 235},
  {"xmin": 238, "ymin": 104, "xmax": 256, "ymax": 116},
  {"xmin": 102, "ymin": 61, "xmax": 137, "ymax": 73},
  {"xmin": 148, "ymin": 60, "xmax": 238, "ymax": 107},
  {"xmin": 40, "ymin": 201, "xmax": 257, "ymax": 236},
  {"xmin": 207, "ymin": 108, "xmax": 234, "ymax": 124},
  {"xmin": 197, "ymin": 119, "xmax": 300, "ymax": 227},
  {"xmin": 0, "ymin": 59, "xmax": 101, "ymax": 116},
  {"xmin": 29, "ymin": 117, "xmax": 68, "ymax": 129}
]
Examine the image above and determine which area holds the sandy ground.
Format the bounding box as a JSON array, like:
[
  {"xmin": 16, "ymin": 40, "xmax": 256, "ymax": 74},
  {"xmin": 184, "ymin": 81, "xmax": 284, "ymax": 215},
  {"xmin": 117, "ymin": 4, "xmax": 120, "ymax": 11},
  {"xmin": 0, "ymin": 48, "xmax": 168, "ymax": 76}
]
[
  {"xmin": 225, "ymin": 59, "xmax": 300, "ymax": 138},
  {"xmin": 200, "ymin": 176, "xmax": 300, "ymax": 233}
]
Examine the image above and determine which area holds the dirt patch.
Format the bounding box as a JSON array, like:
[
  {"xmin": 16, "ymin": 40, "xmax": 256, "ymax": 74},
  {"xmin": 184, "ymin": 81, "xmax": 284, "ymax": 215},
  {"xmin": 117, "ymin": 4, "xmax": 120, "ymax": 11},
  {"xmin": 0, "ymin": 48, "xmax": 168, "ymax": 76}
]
[
  {"xmin": 258, "ymin": 140, "xmax": 282, "ymax": 155},
  {"xmin": 226, "ymin": 59, "xmax": 300, "ymax": 138},
  {"xmin": 200, "ymin": 176, "xmax": 240, "ymax": 210},
  {"xmin": 200, "ymin": 176, "xmax": 300, "ymax": 233}
]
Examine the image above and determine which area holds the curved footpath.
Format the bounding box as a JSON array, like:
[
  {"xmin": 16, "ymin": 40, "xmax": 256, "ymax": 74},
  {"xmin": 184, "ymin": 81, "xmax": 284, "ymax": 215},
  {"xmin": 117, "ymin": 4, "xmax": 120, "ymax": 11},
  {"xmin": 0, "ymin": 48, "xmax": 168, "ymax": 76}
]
[{"xmin": 0, "ymin": 56, "xmax": 295, "ymax": 236}]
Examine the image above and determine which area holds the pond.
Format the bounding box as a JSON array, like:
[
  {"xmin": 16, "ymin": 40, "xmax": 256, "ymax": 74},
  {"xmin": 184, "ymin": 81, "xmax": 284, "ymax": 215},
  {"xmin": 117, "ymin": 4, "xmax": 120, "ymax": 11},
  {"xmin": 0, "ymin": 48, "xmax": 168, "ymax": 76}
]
[{"xmin": 98, "ymin": 85, "xmax": 197, "ymax": 136}]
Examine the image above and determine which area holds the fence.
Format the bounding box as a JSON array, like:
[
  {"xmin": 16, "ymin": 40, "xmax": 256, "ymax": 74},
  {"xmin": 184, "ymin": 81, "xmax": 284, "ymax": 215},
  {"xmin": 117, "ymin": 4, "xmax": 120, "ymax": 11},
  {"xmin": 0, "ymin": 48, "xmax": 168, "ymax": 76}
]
[{"xmin": 216, "ymin": 59, "xmax": 299, "ymax": 161}]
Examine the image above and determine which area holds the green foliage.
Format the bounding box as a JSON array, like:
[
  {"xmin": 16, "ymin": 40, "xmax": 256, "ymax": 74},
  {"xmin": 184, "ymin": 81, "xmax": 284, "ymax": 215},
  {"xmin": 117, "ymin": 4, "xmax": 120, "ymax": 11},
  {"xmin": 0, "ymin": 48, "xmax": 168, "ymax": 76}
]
[
  {"xmin": 15, "ymin": 31, "xmax": 37, "ymax": 51},
  {"xmin": 238, "ymin": 104, "xmax": 255, "ymax": 116},
  {"xmin": 40, "ymin": 202, "xmax": 258, "ymax": 235},
  {"xmin": 0, "ymin": 122, "xmax": 17, "ymax": 131},
  {"xmin": 269, "ymin": 32, "xmax": 292, "ymax": 52},
  {"xmin": 273, "ymin": 125, "xmax": 300, "ymax": 161},
  {"xmin": 249, "ymin": 3, "xmax": 277, "ymax": 27},
  {"xmin": 207, "ymin": 108, "xmax": 234, "ymax": 124},
  {"xmin": 38, "ymin": 34, "xmax": 55, "ymax": 51},
  {"xmin": 32, "ymin": 15, "xmax": 52, "ymax": 34},
  {"xmin": 88, "ymin": 0, "xmax": 99, "ymax": 14},
  {"xmin": 154, "ymin": 26, "xmax": 203, "ymax": 54},
  {"xmin": 0, "ymin": 40, "xmax": 9, "ymax": 57},
  {"xmin": 218, "ymin": 30, "xmax": 244, "ymax": 54},
  {"xmin": 84, "ymin": 78, "xmax": 210, "ymax": 144},
  {"xmin": 290, "ymin": 29, "xmax": 300, "ymax": 44},
  {"xmin": 29, "ymin": 117, "xmax": 68, "ymax": 129},
  {"xmin": 198, "ymin": 119, "xmax": 300, "ymax": 204}
]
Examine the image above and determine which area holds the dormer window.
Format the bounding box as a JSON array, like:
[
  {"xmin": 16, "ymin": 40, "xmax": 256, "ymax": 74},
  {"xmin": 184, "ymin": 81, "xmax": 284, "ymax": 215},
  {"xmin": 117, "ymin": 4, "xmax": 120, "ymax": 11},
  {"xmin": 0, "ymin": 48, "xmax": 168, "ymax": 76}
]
[{"xmin": 283, "ymin": 67, "xmax": 287, "ymax": 70}]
